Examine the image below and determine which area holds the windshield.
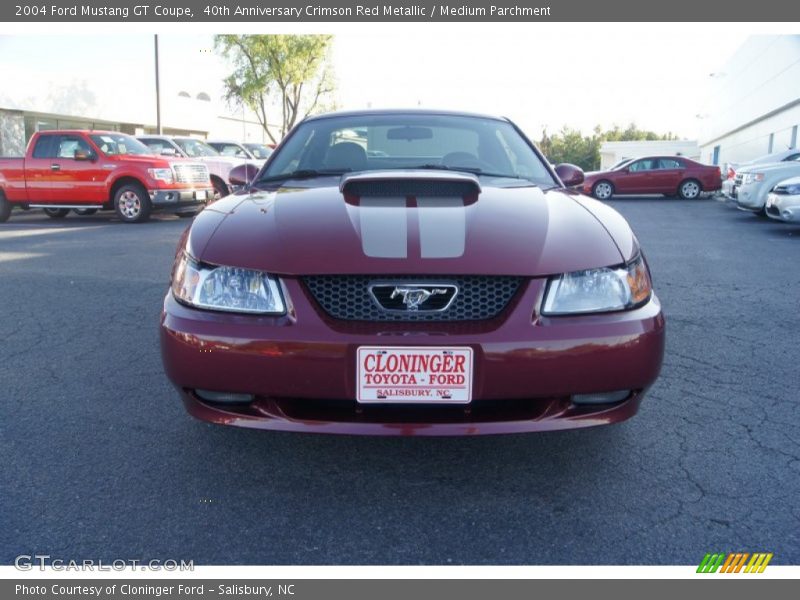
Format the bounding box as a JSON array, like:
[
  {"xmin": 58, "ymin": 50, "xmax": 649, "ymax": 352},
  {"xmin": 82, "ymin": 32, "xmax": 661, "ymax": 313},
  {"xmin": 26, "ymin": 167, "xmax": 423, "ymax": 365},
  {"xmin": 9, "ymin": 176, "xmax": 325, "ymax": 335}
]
[
  {"xmin": 90, "ymin": 134, "xmax": 152, "ymax": 156},
  {"xmin": 610, "ymin": 158, "xmax": 635, "ymax": 171},
  {"xmin": 244, "ymin": 143, "xmax": 273, "ymax": 159},
  {"xmin": 173, "ymin": 138, "xmax": 220, "ymax": 158},
  {"xmin": 210, "ymin": 142, "xmax": 250, "ymax": 158},
  {"xmin": 260, "ymin": 113, "xmax": 556, "ymax": 186}
]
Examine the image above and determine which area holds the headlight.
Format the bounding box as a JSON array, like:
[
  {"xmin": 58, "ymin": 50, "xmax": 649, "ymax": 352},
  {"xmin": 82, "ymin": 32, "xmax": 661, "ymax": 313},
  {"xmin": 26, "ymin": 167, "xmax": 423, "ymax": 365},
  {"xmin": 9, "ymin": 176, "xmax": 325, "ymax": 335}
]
[
  {"xmin": 743, "ymin": 173, "xmax": 764, "ymax": 184},
  {"xmin": 780, "ymin": 183, "xmax": 800, "ymax": 195},
  {"xmin": 172, "ymin": 253, "xmax": 285, "ymax": 315},
  {"xmin": 148, "ymin": 167, "xmax": 174, "ymax": 184},
  {"xmin": 542, "ymin": 255, "xmax": 652, "ymax": 315}
]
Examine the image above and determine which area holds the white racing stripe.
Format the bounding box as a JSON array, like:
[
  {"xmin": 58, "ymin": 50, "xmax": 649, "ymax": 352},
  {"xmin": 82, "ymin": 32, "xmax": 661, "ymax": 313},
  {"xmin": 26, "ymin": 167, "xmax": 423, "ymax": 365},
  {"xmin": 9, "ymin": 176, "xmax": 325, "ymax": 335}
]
[
  {"xmin": 359, "ymin": 196, "xmax": 407, "ymax": 258},
  {"xmin": 417, "ymin": 197, "xmax": 466, "ymax": 258},
  {"xmin": 358, "ymin": 196, "xmax": 467, "ymax": 258}
]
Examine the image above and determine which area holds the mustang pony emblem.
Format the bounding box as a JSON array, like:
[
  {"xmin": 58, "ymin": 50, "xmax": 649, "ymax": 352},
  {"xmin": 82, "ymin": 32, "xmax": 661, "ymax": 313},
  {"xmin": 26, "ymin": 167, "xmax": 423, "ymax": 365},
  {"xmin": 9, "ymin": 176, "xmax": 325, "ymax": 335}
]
[{"xmin": 390, "ymin": 287, "xmax": 448, "ymax": 311}]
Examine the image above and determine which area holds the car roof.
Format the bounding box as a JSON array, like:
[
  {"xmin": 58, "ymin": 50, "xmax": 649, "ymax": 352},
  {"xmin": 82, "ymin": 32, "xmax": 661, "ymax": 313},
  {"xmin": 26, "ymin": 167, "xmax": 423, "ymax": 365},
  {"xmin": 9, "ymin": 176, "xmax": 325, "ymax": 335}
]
[
  {"xmin": 38, "ymin": 130, "xmax": 125, "ymax": 136},
  {"xmin": 302, "ymin": 108, "xmax": 508, "ymax": 123},
  {"xmin": 746, "ymin": 149, "xmax": 800, "ymax": 164}
]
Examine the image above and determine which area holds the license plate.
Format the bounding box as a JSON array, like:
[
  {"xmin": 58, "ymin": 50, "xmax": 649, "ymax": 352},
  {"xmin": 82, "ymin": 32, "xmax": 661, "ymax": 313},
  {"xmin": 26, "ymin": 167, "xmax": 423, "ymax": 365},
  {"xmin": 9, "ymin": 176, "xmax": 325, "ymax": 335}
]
[
  {"xmin": 356, "ymin": 346, "xmax": 473, "ymax": 404},
  {"xmin": 195, "ymin": 190, "xmax": 207, "ymax": 200}
]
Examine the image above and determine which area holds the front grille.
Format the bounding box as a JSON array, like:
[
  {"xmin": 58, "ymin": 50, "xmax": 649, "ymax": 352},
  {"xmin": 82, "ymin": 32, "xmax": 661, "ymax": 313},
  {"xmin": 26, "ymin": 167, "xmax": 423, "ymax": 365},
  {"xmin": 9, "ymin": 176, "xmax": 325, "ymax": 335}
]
[
  {"xmin": 734, "ymin": 174, "xmax": 744, "ymax": 186},
  {"xmin": 303, "ymin": 275, "xmax": 522, "ymax": 321},
  {"xmin": 173, "ymin": 163, "xmax": 210, "ymax": 184}
]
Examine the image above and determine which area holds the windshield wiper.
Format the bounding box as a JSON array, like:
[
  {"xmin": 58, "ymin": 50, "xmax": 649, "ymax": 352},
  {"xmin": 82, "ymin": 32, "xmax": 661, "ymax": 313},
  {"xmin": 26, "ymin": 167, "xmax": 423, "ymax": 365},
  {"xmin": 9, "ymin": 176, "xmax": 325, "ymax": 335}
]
[
  {"xmin": 256, "ymin": 168, "xmax": 349, "ymax": 183},
  {"xmin": 409, "ymin": 164, "xmax": 524, "ymax": 180}
]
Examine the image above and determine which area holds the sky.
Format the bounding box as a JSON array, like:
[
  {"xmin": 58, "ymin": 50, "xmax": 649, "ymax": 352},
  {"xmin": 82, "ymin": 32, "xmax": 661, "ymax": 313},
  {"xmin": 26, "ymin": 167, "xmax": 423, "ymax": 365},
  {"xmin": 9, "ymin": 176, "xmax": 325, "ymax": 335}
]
[{"xmin": 0, "ymin": 29, "xmax": 750, "ymax": 140}]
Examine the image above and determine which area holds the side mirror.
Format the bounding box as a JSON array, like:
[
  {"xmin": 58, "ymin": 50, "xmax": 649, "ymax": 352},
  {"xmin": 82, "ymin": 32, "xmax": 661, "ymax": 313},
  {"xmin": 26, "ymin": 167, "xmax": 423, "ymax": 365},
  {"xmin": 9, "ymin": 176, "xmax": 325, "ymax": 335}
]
[
  {"xmin": 74, "ymin": 149, "xmax": 93, "ymax": 161},
  {"xmin": 554, "ymin": 163, "xmax": 584, "ymax": 187},
  {"xmin": 229, "ymin": 163, "xmax": 260, "ymax": 187}
]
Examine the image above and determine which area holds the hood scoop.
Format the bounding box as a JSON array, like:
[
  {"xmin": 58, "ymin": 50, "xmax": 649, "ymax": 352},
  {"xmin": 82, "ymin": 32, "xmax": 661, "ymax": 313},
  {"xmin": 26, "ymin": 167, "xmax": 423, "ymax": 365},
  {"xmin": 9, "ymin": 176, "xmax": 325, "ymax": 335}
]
[{"xmin": 340, "ymin": 170, "xmax": 481, "ymax": 199}]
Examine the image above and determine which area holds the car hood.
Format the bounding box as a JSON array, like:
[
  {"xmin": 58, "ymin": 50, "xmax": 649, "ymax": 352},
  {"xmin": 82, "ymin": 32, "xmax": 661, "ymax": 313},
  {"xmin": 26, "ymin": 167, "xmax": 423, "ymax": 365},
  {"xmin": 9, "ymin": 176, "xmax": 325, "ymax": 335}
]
[
  {"xmin": 188, "ymin": 176, "xmax": 632, "ymax": 277},
  {"xmin": 582, "ymin": 170, "xmax": 613, "ymax": 181},
  {"xmin": 775, "ymin": 175, "xmax": 800, "ymax": 186}
]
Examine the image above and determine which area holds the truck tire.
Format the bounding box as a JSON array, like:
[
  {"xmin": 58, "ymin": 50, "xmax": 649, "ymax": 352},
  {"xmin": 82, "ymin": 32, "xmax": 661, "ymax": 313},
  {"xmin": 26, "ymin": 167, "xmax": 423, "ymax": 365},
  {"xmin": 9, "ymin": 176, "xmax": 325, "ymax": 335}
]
[
  {"xmin": 0, "ymin": 191, "xmax": 11, "ymax": 223},
  {"xmin": 73, "ymin": 208, "xmax": 98, "ymax": 216},
  {"xmin": 212, "ymin": 177, "xmax": 229, "ymax": 201},
  {"xmin": 44, "ymin": 208, "xmax": 70, "ymax": 219},
  {"xmin": 114, "ymin": 183, "xmax": 152, "ymax": 223}
]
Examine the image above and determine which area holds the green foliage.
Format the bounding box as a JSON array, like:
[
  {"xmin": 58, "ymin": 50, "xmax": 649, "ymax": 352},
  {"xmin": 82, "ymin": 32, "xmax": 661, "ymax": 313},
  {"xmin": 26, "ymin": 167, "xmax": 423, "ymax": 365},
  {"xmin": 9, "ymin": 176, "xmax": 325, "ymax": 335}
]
[
  {"xmin": 539, "ymin": 123, "xmax": 679, "ymax": 171},
  {"xmin": 215, "ymin": 35, "xmax": 336, "ymax": 143}
]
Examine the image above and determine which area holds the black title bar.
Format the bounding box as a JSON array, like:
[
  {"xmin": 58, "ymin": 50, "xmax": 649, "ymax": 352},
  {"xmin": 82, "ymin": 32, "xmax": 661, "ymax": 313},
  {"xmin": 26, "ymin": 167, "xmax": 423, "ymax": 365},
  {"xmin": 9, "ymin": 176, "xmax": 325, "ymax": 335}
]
[{"xmin": 3, "ymin": 0, "xmax": 800, "ymax": 22}]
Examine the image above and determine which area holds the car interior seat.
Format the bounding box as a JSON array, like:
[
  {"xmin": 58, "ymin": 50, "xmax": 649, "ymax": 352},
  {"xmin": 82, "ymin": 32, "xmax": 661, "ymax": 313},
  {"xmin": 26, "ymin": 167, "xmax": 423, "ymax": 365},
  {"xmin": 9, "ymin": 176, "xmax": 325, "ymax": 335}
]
[{"xmin": 324, "ymin": 142, "xmax": 368, "ymax": 172}]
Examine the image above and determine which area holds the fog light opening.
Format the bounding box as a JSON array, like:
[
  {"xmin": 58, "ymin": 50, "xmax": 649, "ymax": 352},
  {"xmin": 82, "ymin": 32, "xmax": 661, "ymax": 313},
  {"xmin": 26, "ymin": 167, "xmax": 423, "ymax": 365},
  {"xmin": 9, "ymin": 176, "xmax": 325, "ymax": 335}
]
[
  {"xmin": 572, "ymin": 390, "xmax": 630, "ymax": 405},
  {"xmin": 195, "ymin": 389, "xmax": 254, "ymax": 404}
]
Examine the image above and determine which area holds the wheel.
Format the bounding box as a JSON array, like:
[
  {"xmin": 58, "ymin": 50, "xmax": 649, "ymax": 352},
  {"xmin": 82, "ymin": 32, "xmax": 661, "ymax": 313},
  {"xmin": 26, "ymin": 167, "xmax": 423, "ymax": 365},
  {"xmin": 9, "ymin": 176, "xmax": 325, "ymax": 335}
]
[
  {"xmin": 73, "ymin": 208, "xmax": 98, "ymax": 216},
  {"xmin": 0, "ymin": 191, "xmax": 11, "ymax": 223},
  {"xmin": 592, "ymin": 180, "xmax": 614, "ymax": 200},
  {"xmin": 212, "ymin": 178, "xmax": 229, "ymax": 201},
  {"xmin": 678, "ymin": 179, "xmax": 701, "ymax": 200},
  {"xmin": 114, "ymin": 184, "xmax": 151, "ymax": 223},
  {"xmin": 43, "ymin": 208, "xmax": 70, "ymax": 219}
]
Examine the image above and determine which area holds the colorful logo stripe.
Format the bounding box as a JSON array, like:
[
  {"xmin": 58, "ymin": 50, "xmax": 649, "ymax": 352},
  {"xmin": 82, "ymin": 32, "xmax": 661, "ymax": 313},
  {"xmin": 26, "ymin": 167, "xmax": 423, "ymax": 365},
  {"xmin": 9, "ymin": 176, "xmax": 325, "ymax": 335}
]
[{"xmin": 697, "ymin": 552, "xmax": 773, "ymax": 573}]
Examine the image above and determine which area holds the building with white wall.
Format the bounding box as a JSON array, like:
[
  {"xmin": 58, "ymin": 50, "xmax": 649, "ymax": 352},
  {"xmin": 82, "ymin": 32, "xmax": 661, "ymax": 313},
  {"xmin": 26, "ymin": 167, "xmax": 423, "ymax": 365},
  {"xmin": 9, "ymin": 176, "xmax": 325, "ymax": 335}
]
[
  {"xmin": 0, "ymin": 35, "xmax": 275, "ymax": 156},
  {"xmin": 698, "ymin": 35, "xmax": 800, "ymax": 166},
  {"xmin": 599, "ymin": 140, "xmax": 700, "ymax": 169}
]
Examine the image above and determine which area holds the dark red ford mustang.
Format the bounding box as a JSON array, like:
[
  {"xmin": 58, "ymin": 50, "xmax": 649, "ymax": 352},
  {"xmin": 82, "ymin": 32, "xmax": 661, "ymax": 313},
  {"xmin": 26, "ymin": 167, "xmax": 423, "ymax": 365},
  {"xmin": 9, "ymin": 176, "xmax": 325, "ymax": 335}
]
[
  {"xmin": 160, "ymin": 110, "xmax": 665, "ymax": 436},
  {"xmin": 582, "ymin": 156, "xmax": 721, "ymax": 200}
]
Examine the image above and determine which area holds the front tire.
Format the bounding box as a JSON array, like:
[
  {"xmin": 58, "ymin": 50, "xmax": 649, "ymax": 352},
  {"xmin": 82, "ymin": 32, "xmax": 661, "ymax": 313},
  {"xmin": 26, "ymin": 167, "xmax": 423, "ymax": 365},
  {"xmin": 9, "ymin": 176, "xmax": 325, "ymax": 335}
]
[
  {"xmin": 592, "ymin": 180, "xmax": 614, "ymax": 200},
  {"xmin": 678, "ymin": 179, "xmax": 702, "ymax": 200},
  {"xmin": 44, "ymin": 208, "xmax": 70, "ymax": 219},
  {"xmin": 0, "ymin": 191, "xmax": 11, "ymax": 223},
  {"xmin": 114, "ymin": 184, "xmax": 151, "ymax": 223},
  {"xmin": 212, "ymin": 178, "xmax": 229, "ymax": 201}
]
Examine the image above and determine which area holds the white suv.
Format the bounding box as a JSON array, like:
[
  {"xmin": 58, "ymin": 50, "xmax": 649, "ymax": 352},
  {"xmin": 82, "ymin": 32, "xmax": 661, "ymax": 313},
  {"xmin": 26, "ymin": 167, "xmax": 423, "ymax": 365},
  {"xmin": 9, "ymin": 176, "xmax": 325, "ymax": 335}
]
[{"xmin": 138, "ymin": 135, "xmax": 256, "ymax": 199}]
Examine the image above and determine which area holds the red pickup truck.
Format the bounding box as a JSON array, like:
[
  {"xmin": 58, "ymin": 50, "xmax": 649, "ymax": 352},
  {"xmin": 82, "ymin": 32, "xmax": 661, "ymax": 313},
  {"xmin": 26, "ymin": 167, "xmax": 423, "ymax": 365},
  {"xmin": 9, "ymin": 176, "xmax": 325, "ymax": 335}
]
[{"xmin": 0, "ymin": 130, "xmax": 214, "ymax": 223}]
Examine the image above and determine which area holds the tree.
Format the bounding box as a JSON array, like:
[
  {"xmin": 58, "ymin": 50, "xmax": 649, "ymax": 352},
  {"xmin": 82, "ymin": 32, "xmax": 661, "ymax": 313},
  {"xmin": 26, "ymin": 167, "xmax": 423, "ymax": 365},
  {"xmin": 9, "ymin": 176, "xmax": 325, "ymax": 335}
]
[
  {"xmin": 539, "ymin": 123, "xmax": 680, "ymax": 171},
  {"xmin": 215, "ymin": 35, "xmax": 336, "ymax": 144}
]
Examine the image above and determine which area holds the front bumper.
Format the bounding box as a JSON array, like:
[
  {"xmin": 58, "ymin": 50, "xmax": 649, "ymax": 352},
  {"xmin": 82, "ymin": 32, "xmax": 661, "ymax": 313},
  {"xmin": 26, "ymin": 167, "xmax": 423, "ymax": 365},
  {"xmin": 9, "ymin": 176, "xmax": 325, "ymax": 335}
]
[
  {"xmin": 765, "ymin": 192, "xmax": 800, "ymax": 222},
  {"xmin": 721, "ymin": 179, "xmax": 736, "ymax": 199},
  {"xmin": 149, "ymin": 187, "xmax": 214, "ymax": 210},
  {"xmin": 160, "ymin": 278, "xmax": 666, "ymax": 436},
  {"xmin": 735, "ymin": 182, "xmax": 767, "ymax": 211}
]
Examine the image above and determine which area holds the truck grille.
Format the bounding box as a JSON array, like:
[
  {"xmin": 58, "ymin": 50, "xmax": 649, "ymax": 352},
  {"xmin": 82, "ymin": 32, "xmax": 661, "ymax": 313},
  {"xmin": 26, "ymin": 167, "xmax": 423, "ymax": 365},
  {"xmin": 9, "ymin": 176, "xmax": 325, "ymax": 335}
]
[
  {"xmin": 173, "ymin": 163, "xmax": 210, "ymax": 184},
  {"xmin": 303, "ymin": 275, "xmax": 522, "ymax": 322},
  {"xmin": 734, "ymin": 173, "xmax": 744, "ymax": 186}
]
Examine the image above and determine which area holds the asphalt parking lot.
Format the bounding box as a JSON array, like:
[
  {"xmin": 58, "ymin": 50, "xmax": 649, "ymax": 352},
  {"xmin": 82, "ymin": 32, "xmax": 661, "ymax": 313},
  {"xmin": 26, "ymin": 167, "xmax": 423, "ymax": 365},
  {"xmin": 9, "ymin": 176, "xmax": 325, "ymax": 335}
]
[{"xmin": 1, "ymin": 196, "xmax": 798, "ymax": 566}]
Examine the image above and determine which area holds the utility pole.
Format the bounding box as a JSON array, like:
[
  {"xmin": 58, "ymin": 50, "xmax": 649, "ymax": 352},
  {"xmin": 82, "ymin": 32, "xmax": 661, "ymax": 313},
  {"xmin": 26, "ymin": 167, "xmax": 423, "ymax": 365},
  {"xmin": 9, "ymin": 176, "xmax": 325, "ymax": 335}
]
[{"xmin": 154, "ymin": 35, "xmax": 162, "ymax": 134}]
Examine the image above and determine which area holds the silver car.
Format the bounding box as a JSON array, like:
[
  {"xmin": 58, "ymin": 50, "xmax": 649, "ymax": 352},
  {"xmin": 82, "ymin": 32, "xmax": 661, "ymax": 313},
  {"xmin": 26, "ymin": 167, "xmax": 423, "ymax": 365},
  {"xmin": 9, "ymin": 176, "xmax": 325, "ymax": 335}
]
[
  {"xmin": 765, "ymin": 176, "xmax": 800, "ymax": 223},
  {"xmin": 729, "ymin": 149, "xmax": 800, "ymax": 200},
  {"xmin": 735, "ymin": 156, "xmax": 800, "ymax": 213}
]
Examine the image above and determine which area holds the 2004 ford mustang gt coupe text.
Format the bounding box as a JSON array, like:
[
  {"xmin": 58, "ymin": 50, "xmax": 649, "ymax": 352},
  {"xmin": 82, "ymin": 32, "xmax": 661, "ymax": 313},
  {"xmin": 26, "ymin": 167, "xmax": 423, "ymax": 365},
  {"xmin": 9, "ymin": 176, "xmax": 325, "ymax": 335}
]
[{"xmin": 160, "ymin": 110, "xmax": 665, "ymax": 435}]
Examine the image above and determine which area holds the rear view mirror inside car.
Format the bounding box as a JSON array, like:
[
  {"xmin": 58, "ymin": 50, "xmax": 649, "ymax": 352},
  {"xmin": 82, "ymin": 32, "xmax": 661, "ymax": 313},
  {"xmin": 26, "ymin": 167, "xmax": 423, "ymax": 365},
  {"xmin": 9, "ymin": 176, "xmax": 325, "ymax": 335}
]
[{"xmin": 386, "ymin": 126, "xmax": 433, "ymax": 141}]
